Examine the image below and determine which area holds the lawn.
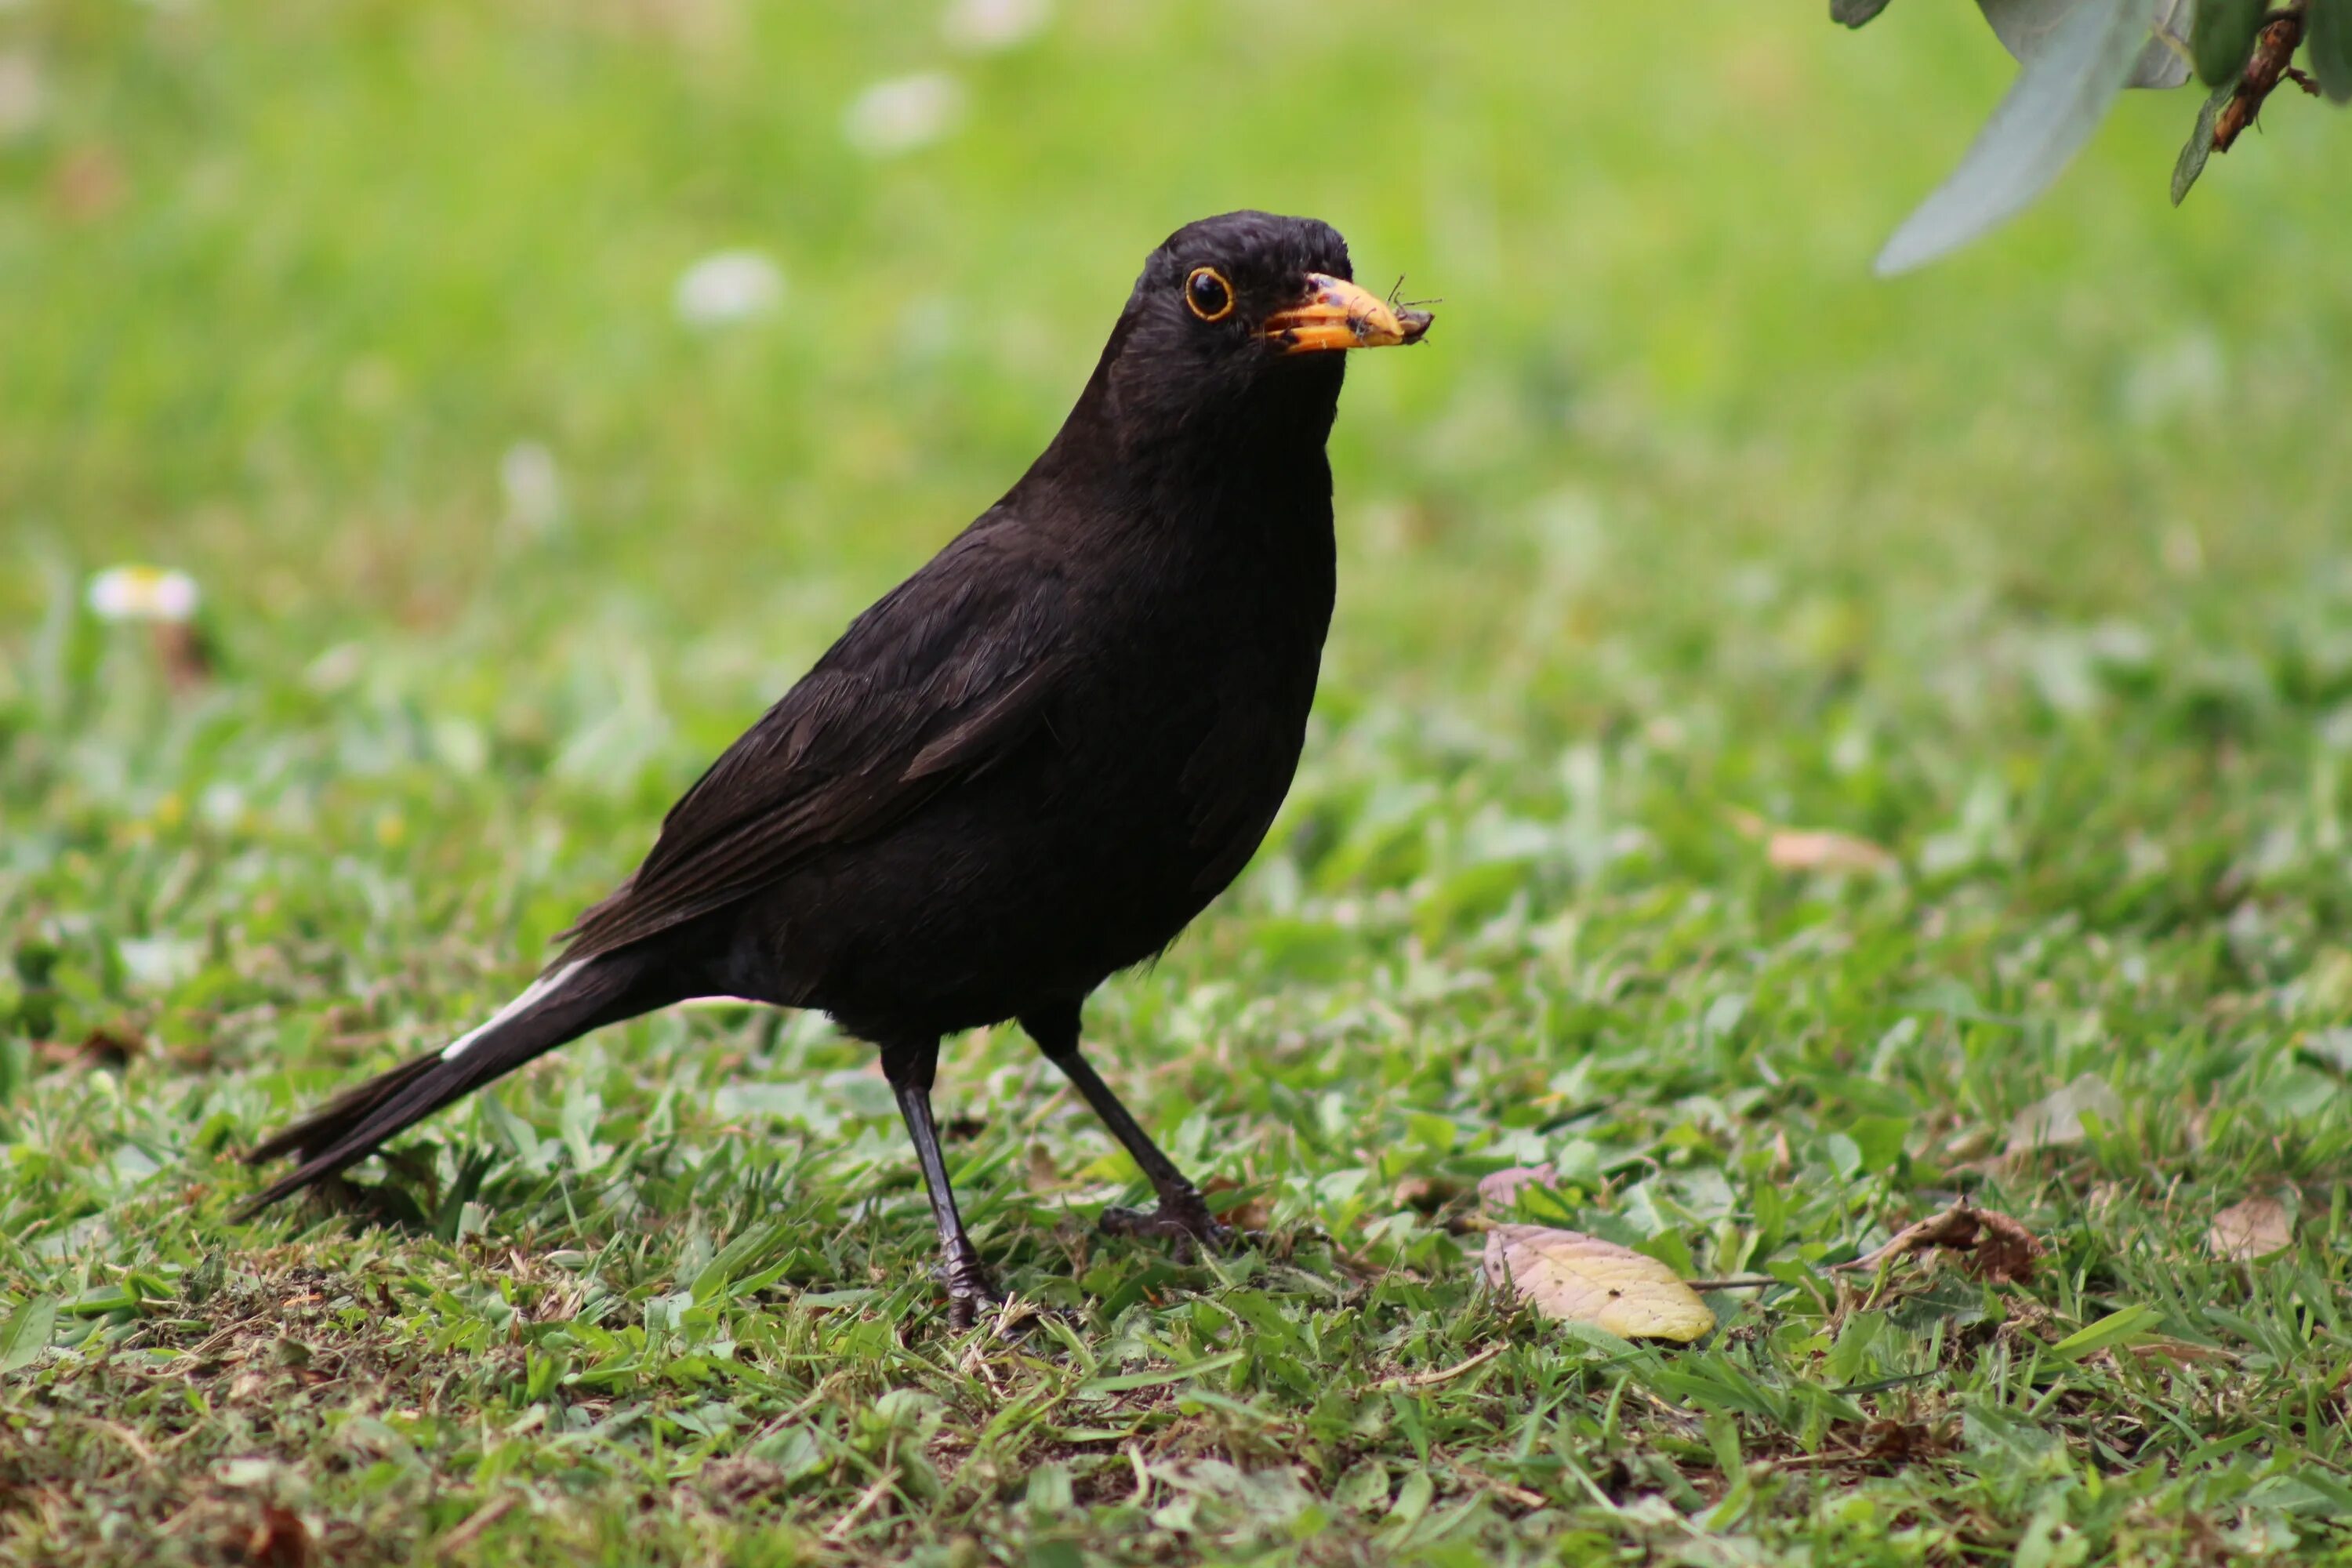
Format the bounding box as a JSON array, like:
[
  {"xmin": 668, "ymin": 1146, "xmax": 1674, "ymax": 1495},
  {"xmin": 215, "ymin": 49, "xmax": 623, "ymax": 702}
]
[{"xmin": 5, "ymin": 1, "xmax": 2352, "ymax": 1563}]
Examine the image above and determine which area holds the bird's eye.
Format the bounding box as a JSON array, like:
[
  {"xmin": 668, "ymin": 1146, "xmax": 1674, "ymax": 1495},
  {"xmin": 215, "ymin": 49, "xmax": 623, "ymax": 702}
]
[{"xmin": 1184, "ymin": 267, "xmax": 1235, "ymax": 323}]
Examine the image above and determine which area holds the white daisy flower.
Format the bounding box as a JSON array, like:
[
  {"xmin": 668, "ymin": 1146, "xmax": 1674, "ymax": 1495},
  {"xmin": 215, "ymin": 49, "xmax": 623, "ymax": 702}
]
[
  {"xmin": 672, "ymin": 249, "xmax": 786, "ymax": 328},
  {"xmin": 499, "ymin": 440, "xmax": 564, "ymax": 534},
  {"xmin": 942, "ymin": 0, "xmax": 1051, "ymax": 53},
  {"xmin": 842, "ymin": 72, "xmax": 964, "ymax": 157},
  {"xmin": 87, "ymin": 565, "xmax": 200, "ymax": 624},
  {"xmin": 0, "ymin": 52, "xmax": 45, "ymax": 140}
]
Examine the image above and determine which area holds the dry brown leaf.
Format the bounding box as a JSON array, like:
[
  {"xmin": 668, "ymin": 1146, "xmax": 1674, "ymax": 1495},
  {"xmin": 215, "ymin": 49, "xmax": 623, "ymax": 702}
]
[
  {"xmin": 245, "ymin": 1504, "xmax": 315, "ymax": 1568},
  {"xmin": 35, "ymin": 1029, "xmax": 143, "ymax": 1073},
  {"xmin": 1766, "ymin": 829, "xmax": 1898, "ymax": 876},
  {"xmin": 1836, "ymin": 1200, "xmax": 2043, "ymax": 1285},
  {"xmin": 1967, "ymin": 1208, "xmax": 2045, "ymax": 1284},
  {"xmin": 2207, "ymin": 1196, "xmax": 2292, "ymax": 1262},
  {"xmin": 1483, "ymin": 1225, "xmax": 1715, "ymax": 1342},
  {"xmin": 1860, "ymin": 1417, "xmax": 1956, "ymax": 1465},
  {"xmin": 1198, "ymin": 1176, "xmax": 1269, "ymax": 1234}
]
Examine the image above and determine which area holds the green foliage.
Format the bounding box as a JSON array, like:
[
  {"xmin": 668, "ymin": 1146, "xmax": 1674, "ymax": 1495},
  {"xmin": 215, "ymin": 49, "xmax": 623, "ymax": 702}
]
[
  {"xmin": 1841, "ymin": 0, "xmax": 2352, "ymax": 262},
  {"xmin": 4, "ymin": 1, "xmax": 2352, "ymax": 1565},
  {"xmin": 2313, "ymin": 0, "xmax": 2352, "ymax": 101},
  {"xmin": 2191, "ymin": 0, "xmax": 2267, "ymax": 85},
  {"xmin": 1876, "ymin": 0, "xmax": 2170, "ymax": 274}
]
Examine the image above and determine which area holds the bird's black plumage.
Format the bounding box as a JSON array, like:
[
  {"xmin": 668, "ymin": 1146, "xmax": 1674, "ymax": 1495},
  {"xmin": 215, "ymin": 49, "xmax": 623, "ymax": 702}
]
[{"xmin": 241, "ymin": 211, "xmax": 1432, "ymax": 1322}]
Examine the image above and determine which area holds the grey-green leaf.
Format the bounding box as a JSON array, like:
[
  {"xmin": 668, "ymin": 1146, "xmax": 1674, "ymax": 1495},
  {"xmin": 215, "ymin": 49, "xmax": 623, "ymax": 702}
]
[
  {"xmin": 2171, "ymin": 78, "xmax": 2238, "ymax": 204},
  {"xmin": 1979, "ymin": 0, "xmax": 2192, "ymax": 89},
  {"xmin": 1880, "ymin": 0, "xmax": 2161, "ymax": 275},
  {"xmin": 2191, "ymin": 0, "xmax": 2264, "ymax": 86},
  {"xmin": 1833, "ymin": 0, "xmax": 1895, "ymax": 25},
  {"xmin": 0, "ymin": 1296, "xmax": 58, "ymax": 1375},
  {"xmin": 2311, "ymin": 0, "xmax": 2352, "ymax": 103}
]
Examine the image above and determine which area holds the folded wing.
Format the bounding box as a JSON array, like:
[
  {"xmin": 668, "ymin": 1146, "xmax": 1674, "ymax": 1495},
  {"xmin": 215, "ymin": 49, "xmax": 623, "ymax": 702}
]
[{"xmin": 554, "ymin": 524, "xmax": 1074, "ymax": 965}]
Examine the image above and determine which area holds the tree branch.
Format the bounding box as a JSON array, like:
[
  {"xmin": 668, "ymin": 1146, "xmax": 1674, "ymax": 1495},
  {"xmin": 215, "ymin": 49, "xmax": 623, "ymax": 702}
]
[{"xmin": 2215, "ymin": 3, "xmax": 2315, "ymax": 153}]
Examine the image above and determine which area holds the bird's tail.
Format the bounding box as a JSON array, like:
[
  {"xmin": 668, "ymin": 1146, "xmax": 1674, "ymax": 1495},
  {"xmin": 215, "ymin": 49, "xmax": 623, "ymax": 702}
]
[{"xmin": 236, "ymin": 953, "xmax": 663, "ymax": 1217}]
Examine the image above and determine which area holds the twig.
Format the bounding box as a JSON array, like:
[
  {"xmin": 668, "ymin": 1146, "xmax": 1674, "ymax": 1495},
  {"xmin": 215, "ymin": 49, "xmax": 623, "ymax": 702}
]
[
  {"xmin": 436, "ymin": 1493, "xmax": 519, "ymax": 1555},
  {"xmin": 1449, "ymin": 1461, "xmax": 1548, "ymax": 1510},
  {"xmin": 2216, "ymin": 3, "xmax": 2314, "ymax": 154},
  {"xmin": 824, "ymin": 1468, "xmax": 898, "ymax": 1541},
  {"xmin": 1392, "ymin": 1342, "xmax": 1508, "ymax": 1388},
  {"xmin": 68, "ymin": 1416, "xmax": 159, "ymax": 1471},
  {"xmin": 1683, "ymin": 1276, "xmax": 1778, "ymax": 1291}
]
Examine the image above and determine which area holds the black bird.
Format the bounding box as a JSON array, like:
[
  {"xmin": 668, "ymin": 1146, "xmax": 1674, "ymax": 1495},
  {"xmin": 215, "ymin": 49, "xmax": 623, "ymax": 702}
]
[{"xmin": 241, "ymin": 211, "xmax": 1432, "ymax": 1323}]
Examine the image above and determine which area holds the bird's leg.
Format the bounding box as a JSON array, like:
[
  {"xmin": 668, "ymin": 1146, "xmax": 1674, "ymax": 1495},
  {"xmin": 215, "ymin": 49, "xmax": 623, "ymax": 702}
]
[
  {"xmin": 1022, "ymin": 1010, "xmax": 1229, "ymax": 1261},
  {"xmin": 882, "ymin": 1038, "xmax": 999, "ymax": 1327}
]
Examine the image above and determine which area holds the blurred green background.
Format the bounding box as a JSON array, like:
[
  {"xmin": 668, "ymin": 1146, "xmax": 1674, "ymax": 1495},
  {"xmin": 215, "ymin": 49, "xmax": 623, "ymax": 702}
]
[
  {"xmin": 8, "ymin": 0, "xmax": 2348, "ymax": 681},
  {"xmin": 8, "ymin": 2, "xmax": 2352, "ymax": 1562}
]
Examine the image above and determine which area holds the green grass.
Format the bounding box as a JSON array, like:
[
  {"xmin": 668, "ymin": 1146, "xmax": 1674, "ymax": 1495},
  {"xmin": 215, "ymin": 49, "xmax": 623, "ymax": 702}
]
[{"xmin": 7, "ymin": 0, "xmax": 2352, "ymax": 1563}]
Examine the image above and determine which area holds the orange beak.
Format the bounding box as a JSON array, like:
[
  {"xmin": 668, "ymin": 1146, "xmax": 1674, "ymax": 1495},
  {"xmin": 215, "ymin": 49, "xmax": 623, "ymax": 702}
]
[{"xmin": 1261, "ymin": 274, "xmax": 1433, "ymax": 354}]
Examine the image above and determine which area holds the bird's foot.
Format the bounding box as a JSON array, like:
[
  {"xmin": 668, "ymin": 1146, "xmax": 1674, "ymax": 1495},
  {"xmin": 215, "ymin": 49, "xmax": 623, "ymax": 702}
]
[
  {"xmin": 937, "ymin": 1248, "xmax": 1002, "ymax": 1330},
  {"xmin": 1098, "ymin": 1192, "xmax": 1232, "ymax": 1264},
  {"xmin": 944, "ymin": 1286, "xmax": 1002, "ymax": 1330}
]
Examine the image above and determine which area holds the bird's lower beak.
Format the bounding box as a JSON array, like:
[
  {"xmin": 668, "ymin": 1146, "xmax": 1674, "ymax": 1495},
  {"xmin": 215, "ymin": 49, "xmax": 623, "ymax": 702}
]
[{"xmin": 1261, "ymin": 274, "xmax": 1433, "ymax": 354}]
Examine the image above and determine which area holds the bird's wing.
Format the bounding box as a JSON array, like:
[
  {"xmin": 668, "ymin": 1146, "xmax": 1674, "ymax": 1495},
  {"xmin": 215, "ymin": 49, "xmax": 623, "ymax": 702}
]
[{"xmin": 553, "ymin": 527, "xmax": 1073, "ymax": 964}]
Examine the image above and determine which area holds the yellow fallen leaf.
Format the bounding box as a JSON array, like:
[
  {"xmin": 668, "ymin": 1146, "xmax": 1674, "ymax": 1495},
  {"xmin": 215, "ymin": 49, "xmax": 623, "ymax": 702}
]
[
  {"xmin": 1482, "ymin": 1225, "xmax": 1715, "ymax": 1342},
  {"xmin": 2208, "ymin": 1196, "xmax": 2292, "ymax": 1262}
]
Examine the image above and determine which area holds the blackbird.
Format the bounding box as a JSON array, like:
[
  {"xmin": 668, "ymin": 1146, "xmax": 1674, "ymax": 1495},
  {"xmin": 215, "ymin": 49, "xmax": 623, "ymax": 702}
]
[{"xmin": 241, "ymin": 210, "xmax": 1432, "ymax": 1323}]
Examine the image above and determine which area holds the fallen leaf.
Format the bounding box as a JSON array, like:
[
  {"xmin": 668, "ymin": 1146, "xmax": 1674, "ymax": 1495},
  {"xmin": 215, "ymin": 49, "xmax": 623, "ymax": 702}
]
[
  {"xmin": 1860, "ymin": 1417, "xmax": 1955, "ymax": 1464},
  {"xmin": 245, "ymin": 1504, "xmax": 314, "ymax": 1568},
  {"xmin": 2207, "ymin": 1196, "xmax": 2292, "ymax": 1262},
  {"xmin": 35, "ymin": 1029, "xmax": 143, "ymax": 1072},
  {"xmin": 1483, "ymin": 1225, "xmax": 1715, "ymax": 1342},
  {"xmin": 2006, "ymin": 1073, "xmax": 2123, "ymax": 1153},
  {"xmin": 1766, "ymin": 829, "xmax": 1898, "ymax": 876},
  {"xmin": 702, "ymin": 1455, "xmax": 791, "ymax": 1505},
  {"xmin": 1199, "ymin": 1176, "xmax": 1269, "ymax": 1233},
  {"xmin": 1967, "ymin": 1208, "xmax": 2045, "ymax": 1284},
  {"xmin": 1476, "ymin": 1164, "xmax": 1559, "ymax": 1210},
  {"xmin": 1836, "ymin": 1200, "xmax": 2043, "ymax": 1285}
]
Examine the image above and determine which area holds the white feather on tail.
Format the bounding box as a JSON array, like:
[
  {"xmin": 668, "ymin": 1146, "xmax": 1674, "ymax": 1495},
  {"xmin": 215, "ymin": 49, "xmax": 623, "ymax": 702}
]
[{"xmin": 440, "ymin": 961, "xmax": 586, "ymax": 1062}]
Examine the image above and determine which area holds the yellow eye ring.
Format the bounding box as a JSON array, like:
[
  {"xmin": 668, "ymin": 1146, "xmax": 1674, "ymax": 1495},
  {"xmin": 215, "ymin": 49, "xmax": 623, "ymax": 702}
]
[{"xmin": 1183, "ymin": 267, "xmax": 1235, "ymax": 322}]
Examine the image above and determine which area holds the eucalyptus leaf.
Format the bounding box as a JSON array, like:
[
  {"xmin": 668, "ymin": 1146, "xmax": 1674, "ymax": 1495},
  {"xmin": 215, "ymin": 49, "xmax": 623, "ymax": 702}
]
[
  {"xmin": 2312, "ymin": 0, "xmax": 2352, "ymax": 104},
  {"xmin": 1978, "ymin": 0, "xmax": 2192, "ymax": 89},
  {"xmin": 1833, "ymin": 0, "xmax": 1896, "ymax": 24},
  {"xmin": 2170, "ymin": 78, "xmax": 2237, "ymax": 205},
  {"xmin": 1879, "ymin": 0, "xmax": 2161, "ymax": 275},
  {"xmin": 2190, "ymin": 0, "xmax": 2264, "ymax": 86}
]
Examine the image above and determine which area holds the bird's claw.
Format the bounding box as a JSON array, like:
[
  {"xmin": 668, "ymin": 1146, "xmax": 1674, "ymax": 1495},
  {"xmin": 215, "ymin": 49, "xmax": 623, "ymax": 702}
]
[
  {"xmin": 938, "ymin": 1251, "xmax": 1003, "ymax": 1330},
  {"xmin": 1098, "ymin": 1196, "xmax": 1232, "ymax": 1263},
  {"xmin": 944, "ymin": 1287, "xmax": 1004, "ymax": 1332}
]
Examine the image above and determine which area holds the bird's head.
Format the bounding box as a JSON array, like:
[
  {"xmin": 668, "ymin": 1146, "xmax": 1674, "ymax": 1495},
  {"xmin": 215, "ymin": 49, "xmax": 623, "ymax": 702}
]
[{"xmin": 1088, "ymin": 211, "xmax": 1431, "ymax": 465}]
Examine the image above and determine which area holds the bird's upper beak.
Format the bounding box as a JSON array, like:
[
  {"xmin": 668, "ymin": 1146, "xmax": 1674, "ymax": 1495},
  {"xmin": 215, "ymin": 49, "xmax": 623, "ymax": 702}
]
[{"xmin": 1261, "ymin": 274, "xmax": 1433, "ymax": 354}]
